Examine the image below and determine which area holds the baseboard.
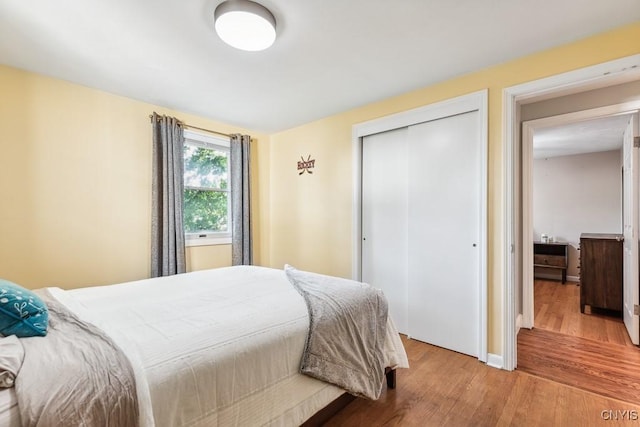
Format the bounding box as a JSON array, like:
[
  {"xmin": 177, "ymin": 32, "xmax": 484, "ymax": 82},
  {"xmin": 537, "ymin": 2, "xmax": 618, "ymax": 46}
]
[
  {"xmin": 567, "ymin": 275, "xmax": 579, "ymax": 283},
  {"xmin": 486, "ymin": 353, "xmax": 503, "ymax": 369}
]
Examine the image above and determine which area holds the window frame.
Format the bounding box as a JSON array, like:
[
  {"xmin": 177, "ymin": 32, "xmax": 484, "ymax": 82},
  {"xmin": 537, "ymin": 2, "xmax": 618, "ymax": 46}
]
[{"xmin": 183, "ymin": 129, "xmax": 232, "ymax": 247}]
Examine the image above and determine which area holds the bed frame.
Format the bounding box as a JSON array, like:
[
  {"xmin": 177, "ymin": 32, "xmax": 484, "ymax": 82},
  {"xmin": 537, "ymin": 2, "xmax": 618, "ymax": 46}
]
[{"xmin": 302, "ymin": 368, "xmax": 396, "ymax": 426}]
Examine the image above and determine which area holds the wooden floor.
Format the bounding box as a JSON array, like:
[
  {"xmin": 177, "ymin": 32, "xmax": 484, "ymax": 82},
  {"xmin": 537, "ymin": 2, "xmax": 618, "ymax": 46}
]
[
  {"xmin": 326, "ymin": 280, "xmax": 640, "ymax": 425},
  {"xmin": 326, "ymin": 337, "xmax": 640, "ymax": 426},
  {"xmin": 517, "ymin": 279, "xmax": 640, "ymax": 406},
  {"xmin": 531, "ymin": 279, "xmax": 633, "ymax": 346},
  {"xmin": 518, "ymin": 328, "xmax": 640, "ymax": 405}
]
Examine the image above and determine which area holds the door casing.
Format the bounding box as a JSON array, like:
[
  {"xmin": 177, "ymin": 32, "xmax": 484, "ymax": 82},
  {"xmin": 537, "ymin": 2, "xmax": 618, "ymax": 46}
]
[{"xmin": 503, "ymin": 54, "xmax": 640, "ymax": 371}]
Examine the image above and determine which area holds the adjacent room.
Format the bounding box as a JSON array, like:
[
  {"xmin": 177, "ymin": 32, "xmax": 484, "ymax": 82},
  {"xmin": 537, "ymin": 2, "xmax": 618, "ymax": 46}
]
[
  {"xmin": 518, "ymin": 105, "xmax": 640, "ymax": 405},
  {"xmin": 1, "ymin": 1, "xmax": 640, "ymax": 425}
]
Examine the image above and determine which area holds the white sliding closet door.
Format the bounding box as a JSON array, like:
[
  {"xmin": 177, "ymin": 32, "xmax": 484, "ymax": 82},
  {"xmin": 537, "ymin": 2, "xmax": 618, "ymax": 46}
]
[
  {"xmin": 362, "ymin": 127, "xmax": 409, "ymax": 333},
  {"xmin": 357, "ymin": 91, "xmax": 486, "ymax": 360},
  {"xmin": 407, "ymin": 112, "xmax": 480, "ymax": 357}
]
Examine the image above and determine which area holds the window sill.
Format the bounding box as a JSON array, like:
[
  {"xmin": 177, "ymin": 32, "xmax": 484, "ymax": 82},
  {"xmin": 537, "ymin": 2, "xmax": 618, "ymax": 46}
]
[{"xmin": 186, "ymin": 237, "xmax": 231, "ymax": 247}]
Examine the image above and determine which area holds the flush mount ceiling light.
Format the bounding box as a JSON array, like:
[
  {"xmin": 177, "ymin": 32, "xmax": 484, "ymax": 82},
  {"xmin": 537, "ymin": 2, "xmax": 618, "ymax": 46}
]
[{"xmin": 214, "ymin": 0, "xmax": 276, "ymax": 52}]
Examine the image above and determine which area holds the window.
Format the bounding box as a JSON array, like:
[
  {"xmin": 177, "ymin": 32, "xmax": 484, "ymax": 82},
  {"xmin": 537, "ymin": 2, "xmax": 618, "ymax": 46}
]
[{"xmin": 183, "ymin": 129, "xmax": 231, "ymax": 246}]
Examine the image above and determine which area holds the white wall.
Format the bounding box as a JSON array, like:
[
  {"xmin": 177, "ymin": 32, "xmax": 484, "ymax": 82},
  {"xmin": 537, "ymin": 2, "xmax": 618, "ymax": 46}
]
[{"xmin": 533, "ymin": 150, "xmax": 622, "ymax": 279}]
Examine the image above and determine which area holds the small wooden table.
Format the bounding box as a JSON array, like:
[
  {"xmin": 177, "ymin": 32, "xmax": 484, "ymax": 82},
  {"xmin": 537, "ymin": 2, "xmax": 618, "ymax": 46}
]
[{"xmin": 533, "ymin": 241, "xmax": 569, "ymax": 284}]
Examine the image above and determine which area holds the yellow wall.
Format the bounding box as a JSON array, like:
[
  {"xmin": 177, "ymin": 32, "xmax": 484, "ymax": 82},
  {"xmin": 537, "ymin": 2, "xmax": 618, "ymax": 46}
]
[
  {"xmin": 1, "ymin": 22, "xmax": 639, "ymax": 357},
  {"xmin": 0, "ymin": 66, "xmax": 269, "ymax": 289},
  {"xmin": 266, "ymin": 22, "xmax": 640, "ymax": 356}
]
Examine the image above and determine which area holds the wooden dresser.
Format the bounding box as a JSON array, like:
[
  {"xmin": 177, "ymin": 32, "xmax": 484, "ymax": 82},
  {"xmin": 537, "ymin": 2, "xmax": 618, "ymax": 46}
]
[
  {"xmin": 579, "ymin": 233, "xmax": 623, "ymax": 314},
  {"xmin": 533, "ymin": 241, "xmax": 569, "ymax": 283}
]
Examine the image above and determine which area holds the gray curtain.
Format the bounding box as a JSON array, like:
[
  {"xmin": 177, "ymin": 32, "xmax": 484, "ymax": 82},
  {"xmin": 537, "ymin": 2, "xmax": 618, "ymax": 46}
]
[
  {"xmin": 151, "ymin": 113, "xmax": 186, "ymax": 277},
  {"xmin": 230, "ymin": 134, "xmax": 252, "ymax": 265}
]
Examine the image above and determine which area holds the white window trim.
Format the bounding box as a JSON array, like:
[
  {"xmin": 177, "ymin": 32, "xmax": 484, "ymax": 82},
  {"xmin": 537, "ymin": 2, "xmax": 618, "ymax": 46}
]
[
  {"xmin": 183, "ymin": 129, "xmax": 232, "ymax": 247},
  {"xmin": 186, "ymin": 234, "xmax": 231, "ymax": 247}
]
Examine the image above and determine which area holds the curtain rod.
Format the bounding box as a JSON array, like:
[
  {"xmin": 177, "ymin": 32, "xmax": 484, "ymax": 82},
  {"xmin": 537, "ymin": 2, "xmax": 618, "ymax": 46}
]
[{"xmin": 149, "ymin": 114, "xmax": 231, "ymax": 138}]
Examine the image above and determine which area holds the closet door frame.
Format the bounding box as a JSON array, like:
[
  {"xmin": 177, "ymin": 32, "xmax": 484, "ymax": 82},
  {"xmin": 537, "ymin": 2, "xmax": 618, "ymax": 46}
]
[{"xmin": 352, "ymin": 90, "xmax": 488, "ymax": 363}]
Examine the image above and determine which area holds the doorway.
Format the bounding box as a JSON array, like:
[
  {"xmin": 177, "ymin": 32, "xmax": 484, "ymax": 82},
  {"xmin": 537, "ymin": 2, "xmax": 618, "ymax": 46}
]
[
  {"xmin": 529, "ymin": 114, "xmax": 630, "ymax": 339},
  {"xmin": 516, "ymin": 111, "xmax": 640, "ymax": 404},
  {"xmin": 507, "ymin": 63, "xmax": 640, "ymax": 404},
  {"xmin": 521, "ymin": 106, "xmax": 640, "ymax": 340},
  {"xmin": 503, "ymin": 54, "xmax": 640, "ymax": 371}
]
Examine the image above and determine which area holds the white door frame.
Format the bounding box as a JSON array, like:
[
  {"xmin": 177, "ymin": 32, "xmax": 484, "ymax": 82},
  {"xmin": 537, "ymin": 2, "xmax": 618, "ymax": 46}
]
[
  {"xmin": 503, "ymin": 54, "xmax": 640, "ymax": 371},
  {"xmin": 352, "ymin": 89, "xmax": 488, "ymax": 363},
  {"xmin": 521, "ymin": 104, "xmax": 640, "ymax": 330}
]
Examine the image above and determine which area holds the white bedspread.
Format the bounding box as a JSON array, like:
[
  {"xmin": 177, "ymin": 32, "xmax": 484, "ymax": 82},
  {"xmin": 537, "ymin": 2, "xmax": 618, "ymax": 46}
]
[
  {"xmin": 0, "ymin": 388, "xmax": 19, "ymax": 427},
  {"xmin": 47, "ymin": 266, "xmax": 407, "ymax": 427}
]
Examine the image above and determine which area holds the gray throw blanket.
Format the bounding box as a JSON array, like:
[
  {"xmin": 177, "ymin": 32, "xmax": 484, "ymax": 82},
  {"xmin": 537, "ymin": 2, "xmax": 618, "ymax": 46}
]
[
  {"xmin": 285, "ymin": 265, "xmax": 388, "ymax": 400},
  {"xmin": 15, "ymin": 289, "xmax": 138, "ymax": 427}
]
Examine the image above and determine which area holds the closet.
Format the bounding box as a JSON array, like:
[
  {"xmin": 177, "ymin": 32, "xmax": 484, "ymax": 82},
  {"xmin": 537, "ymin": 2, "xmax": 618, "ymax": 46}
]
[{"xmin": 360, "ymin": 102, "xmax": 484, "ymax": 358}]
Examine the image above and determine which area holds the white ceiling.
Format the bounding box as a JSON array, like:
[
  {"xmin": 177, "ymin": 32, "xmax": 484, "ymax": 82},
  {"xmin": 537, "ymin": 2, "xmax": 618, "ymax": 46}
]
[
  {"xmin": 533, "ymin": 114, "xmax": 632, "ymax": 159},
  {"xmin": 1, "ymin": 0, "xmax": 639, "ymax": 133}
]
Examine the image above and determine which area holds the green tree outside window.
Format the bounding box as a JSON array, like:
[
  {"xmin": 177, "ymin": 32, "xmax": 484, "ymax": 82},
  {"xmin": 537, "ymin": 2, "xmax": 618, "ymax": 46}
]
[{"xmin": 183, "ymin": 144, "xmax": 229, "ymax": 233}]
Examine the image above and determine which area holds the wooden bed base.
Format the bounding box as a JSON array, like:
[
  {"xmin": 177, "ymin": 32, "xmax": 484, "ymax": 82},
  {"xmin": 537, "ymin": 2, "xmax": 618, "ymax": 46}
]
[{"xmin": 302, "ymin": 369, "xmax": 396, "ymax": 426}]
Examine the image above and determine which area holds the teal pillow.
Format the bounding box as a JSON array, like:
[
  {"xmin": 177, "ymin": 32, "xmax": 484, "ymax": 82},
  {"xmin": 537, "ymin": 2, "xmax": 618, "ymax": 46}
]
[{"xmin": 0, "ymin": 279, "xmax": 48, "ymax": 337}]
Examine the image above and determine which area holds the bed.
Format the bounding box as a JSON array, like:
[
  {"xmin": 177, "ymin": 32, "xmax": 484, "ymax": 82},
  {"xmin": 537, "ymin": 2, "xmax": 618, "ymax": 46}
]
[{"xmin": 0, "ymin": 265, "xmax": 408, "ymax": 426}]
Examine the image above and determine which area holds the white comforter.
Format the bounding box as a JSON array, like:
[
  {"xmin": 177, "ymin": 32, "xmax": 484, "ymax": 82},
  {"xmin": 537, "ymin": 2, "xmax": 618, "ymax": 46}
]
[{"xmin": 47, "ymin": 265, "xmax": 408, "ymax": 427}]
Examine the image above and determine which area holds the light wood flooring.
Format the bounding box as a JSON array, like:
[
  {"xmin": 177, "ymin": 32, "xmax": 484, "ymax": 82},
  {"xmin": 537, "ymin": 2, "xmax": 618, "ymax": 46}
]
[
  {"xmin": 517, "ymin": 279, "xmax": 640, "ymax": 406},
  {"xmin": 327, "ymin": 280, "xmax": 640, "ymax": 425},
  {"xmin": 327, "ymin": 336, "xmax": 640, "ymax": 426},
  {"xmin": 531, "ymin": 279, "xmax": 633, "ymax": 346}
]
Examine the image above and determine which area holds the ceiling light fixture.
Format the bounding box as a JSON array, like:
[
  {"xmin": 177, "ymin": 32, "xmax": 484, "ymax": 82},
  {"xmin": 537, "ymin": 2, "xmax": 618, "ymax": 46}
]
[{"xmin": 214, "ymin": 0, "xmax": 276, "ymax": 52}]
